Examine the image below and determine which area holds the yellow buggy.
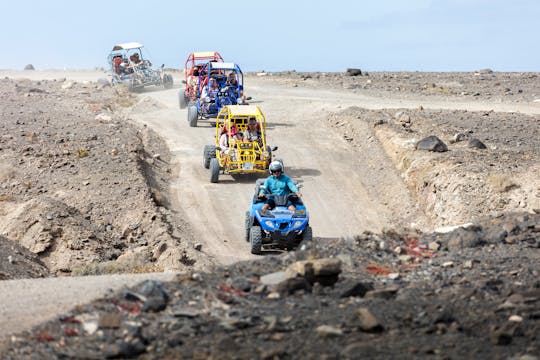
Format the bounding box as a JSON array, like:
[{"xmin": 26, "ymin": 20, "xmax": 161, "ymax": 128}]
[{"xmin": 203, "ymin": 105, "xmax": 276, "ymax": 183}]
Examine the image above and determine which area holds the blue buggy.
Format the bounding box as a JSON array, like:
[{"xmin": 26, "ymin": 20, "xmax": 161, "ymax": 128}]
[
  {"xmin": 187, "ymin": 61, "xmax": 245, "ymax": 127},
  {"xmin": 245, "ymin": 179, "xmax": 312, "ymax": 254}
]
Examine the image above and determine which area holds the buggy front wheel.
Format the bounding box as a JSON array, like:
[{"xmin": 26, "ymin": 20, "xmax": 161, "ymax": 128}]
[
  {"xmin": 209, "ymin": 158, "xmax": 220, "ymax": 183},
  {"xmin": 188, "ymin": 104, "xmax": 198, "ymax": 127},
  {"xmin": 203, "ymin": 145, "xmax": 216, "ymax": 169}
]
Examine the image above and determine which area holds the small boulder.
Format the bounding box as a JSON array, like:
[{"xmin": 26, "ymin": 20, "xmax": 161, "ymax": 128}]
[
  {"xmin": 259, "ymin": 271, "xmax": 311, "ymax": 295},
  {"xmin": 476, "ymin": 68, "xmax": 494, "ymax": 75},
  {"xmin": 95, "ymin": 113, "xmax": 112, "ymax": 122},
  {"xmin": 132, "ymin": 280, "xmax": 169, "ymax": 312},
  {"xmin": 61, "ymin": 81, "xmax": 74, "ymax": 90},
  {"xmin": 356, "ymin": 307, "xmax": 384, "ymax": 332},
  {"xmin": 286, "ymin": 258, "xmax": 342, "ymax": 286},
  {"xmin": 340, "ymin": 282, "xmax": 374, "ymax": 298},
  {"xmin": 345, "ymin": 68, "xmax": 362, "ymax": 76},
  {"xmin": 445, "ymin": 227, "xmax": 484, "ymax": 249},
  {"xmin": 316, "ymin": 325, "xmax": 343, "ymax": 337},
  {"xmin": 468, "ymin": 138, "xmax": 487, "ymax": 149},
  {"xmin": 451, "ymin": 132, "xmax": 467, "ymax": 143},
  {"xmin": 24, "ymin": 64, "xmax": 35, "ymax": 70},
  {"xmin": 98, "ymin": 313, "xmax": 122, "ymax": 329},
  {"xmin": 365, "ymin": 285, "xmax": 400, "ymax": 300},
  {"xmin": 416, "ymin": 136, "xmax": 448, "ymax": 152}
]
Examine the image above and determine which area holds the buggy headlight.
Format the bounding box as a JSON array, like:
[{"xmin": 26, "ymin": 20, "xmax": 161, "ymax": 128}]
[
  {"xmin": 293, "ymin": 221, "xmax": 304, "ymax": 229},
  {"xmin": 264, "ymin": 220, "xmax": 275, "ymax": 228}
]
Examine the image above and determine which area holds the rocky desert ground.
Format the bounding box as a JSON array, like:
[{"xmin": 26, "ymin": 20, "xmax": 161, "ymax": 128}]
[{"xmin": 0, "ymin": 69, "xmax": 538, "ymax": 359}]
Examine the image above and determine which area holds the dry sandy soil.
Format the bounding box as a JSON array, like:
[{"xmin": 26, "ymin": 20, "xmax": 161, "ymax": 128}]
[{"xmin": 0, "ymin": 69, "xmax": 538, "ymax": 359}]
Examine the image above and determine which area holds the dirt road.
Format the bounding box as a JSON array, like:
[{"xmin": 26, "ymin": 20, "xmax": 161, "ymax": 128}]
[
  {"xmin": 130, "ymin": 79, "xmax": 421, "ymax": 264},
  {"xmin": 0, "ymin": 70, "xmax": 538, "ymax": 340}
]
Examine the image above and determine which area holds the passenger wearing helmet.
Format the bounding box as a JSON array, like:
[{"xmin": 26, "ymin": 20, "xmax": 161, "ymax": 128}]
[{"xmin": 258, "ymin": 161, "xmax": 301, "ymax": 213}]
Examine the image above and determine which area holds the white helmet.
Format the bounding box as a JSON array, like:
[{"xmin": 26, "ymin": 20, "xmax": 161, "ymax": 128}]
[{"xmin": 269, "ymin": 160, "xmax": 283, "ymax": 173}]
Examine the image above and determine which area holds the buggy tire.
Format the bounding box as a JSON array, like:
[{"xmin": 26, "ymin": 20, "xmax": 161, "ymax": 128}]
[
  {"xmin": 203, "ymin": 145, "xmax": 216, "ymax": 169},
  {"xmin": 179, "ymin": 91, "xmax": 188, "ymax": 109},
  {"xmin": 163, "ymin": 74, "xmax": 173, "ymax": 89},
  {"xmin": 209, "ymin": 158, "xmax": 220, "ymax": 183},
  {"xmin": 188, "ymin": 104, "xmax": 198, "ymax": 127},
  {"xmin": 244, "ymin": 211, "xmax": 251, "ymax": 242},
  {"xmin": 250, "ymin": 226, "xmax": 263, "ymax": 254}
]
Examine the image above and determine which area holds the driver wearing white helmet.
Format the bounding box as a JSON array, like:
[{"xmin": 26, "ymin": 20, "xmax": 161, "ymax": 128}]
[{"xmin": 258, "ymin": 161, "xmax": 301, "ymax": 213}]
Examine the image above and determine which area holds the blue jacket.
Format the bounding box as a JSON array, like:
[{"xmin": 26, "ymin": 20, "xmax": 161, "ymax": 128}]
[{"xmin": 260, "ymin": 174, "xmax": 298, "ymax": 196}]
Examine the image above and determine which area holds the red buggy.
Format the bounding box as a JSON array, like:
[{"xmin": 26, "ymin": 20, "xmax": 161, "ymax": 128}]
[{"xmin": 179, "ymin": 51, "xmax": 224, "ymax": 109}]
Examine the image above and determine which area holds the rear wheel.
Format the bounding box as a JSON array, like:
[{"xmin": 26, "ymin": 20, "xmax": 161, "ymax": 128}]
[
  {"xmin": 209, "ymin": 158, "xmax": 220, "ymax": 183},
  {"xmin": 188, "ymin": 104, "xmax": 198, "ymax": 127},
  {"xmin": 163, "ymin": 74, "xmax": 173, "ymax": 89},
  {"xmin": 203, "ymin": 145, "xmax": 216, "ymax": 169},
  {"xmin": 179, "ymin": 91, "xmax": 187, "ymax": 109},
  {"xmin": 250, "ymin": 226, "xmax": 262, "ymax": 254}
]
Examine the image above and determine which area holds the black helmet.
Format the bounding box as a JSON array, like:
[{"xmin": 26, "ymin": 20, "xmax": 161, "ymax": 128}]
[{"xmin": 269, "ymin": 161, "xmax": 283, "ymax": 173}]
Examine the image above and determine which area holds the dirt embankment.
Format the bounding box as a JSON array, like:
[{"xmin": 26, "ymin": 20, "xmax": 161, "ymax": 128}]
[
  {"xmin": 0, "ymin": 78, "xmax": 208, "ymax": 279},
  {"xmin": 326, "ymin": 106, "xmax": 540, "ymax": 227}
]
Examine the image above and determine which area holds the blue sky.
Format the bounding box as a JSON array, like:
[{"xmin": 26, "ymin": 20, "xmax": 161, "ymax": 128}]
[{"xmin": 1, "ymin": 0, "xmax": 538, "ymax": 72}]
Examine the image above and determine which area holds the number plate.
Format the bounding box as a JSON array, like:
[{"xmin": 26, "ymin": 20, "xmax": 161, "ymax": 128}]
[{"xmin": 242, "ymin": 162, "xmax": 254, "ymax": 170}]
